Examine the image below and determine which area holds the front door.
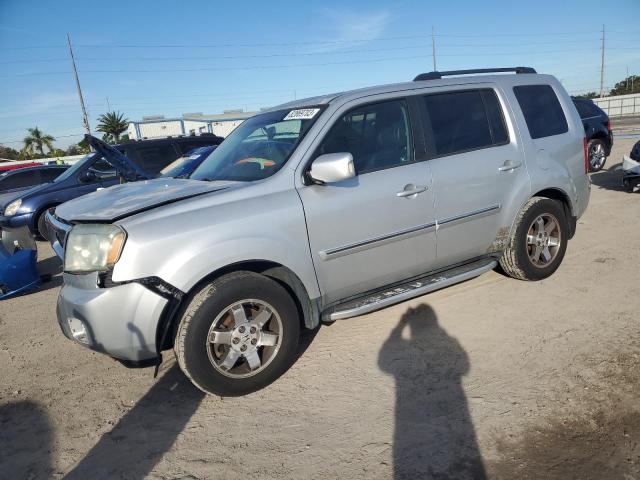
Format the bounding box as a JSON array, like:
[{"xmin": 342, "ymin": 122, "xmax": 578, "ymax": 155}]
[{"xmin": 297, "ymin": 98, "xmax": 437, "ymax": 305}]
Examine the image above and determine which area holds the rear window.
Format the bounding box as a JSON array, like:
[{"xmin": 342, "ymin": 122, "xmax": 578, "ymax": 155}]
[
  {"xmin": 513, "ymin": 85, "xmax": 568, "ymax": 139},
  {"xmin": 573, "ymin": 99, "xmax": 604, "ymax": 119},
  {"xmin": 423, "ymin": 89, "xmax": 509, "ymax": 156}
]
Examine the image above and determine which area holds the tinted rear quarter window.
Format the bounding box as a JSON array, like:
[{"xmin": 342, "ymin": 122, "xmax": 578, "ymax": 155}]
[
  {"xmin": 514, "ymin": 85, "xmax": 568, "ymax": 139},
  {"xmin": 423, "ymin": 89, "xmax": 508, "ymax": 156},
  {"xmin": 126, "ymin": 144, "xmax": 178, "ymax": 173}
]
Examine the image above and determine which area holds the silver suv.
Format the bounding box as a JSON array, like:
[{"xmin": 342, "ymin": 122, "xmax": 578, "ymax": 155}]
[{"xmin": 48, "ymin": 67, "xmax": 590, "ymax": 396}]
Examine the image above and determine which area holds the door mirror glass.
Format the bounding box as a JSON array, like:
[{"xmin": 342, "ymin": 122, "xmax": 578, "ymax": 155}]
[{"xmin": 309, "ymin": 152, "xmax": 355, "ymax": 184}]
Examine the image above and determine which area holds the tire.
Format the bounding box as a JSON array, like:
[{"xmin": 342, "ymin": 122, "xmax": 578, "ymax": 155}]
[
  {"xmin": 499, "ymin": 197, "xmax": 568, "ymax": 281},
  {"xmin": 174, "ymin": 271, "xmax": 300, "ymax": 396},
  {"xmin": 587, "ymin": 138, "xmax": 607, "ymax": 172},
  {"xmin": 36, "ymin": 209, "xmax": 51, "ymax": 240}
]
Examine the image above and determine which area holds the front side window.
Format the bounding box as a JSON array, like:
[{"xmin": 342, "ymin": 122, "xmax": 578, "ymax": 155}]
[
  {"xmin": 514, "ymin": 85, "xmax": 568, "ymax": 139},
  {"xmin": 423, "ymin": 89, "xmax": 508, "ymax": 157},
  {"xmin": 317, "ymin": 99, "xmax": 413, "ymax": 174},
  {"xmin": 191, "ymin": 108, "xmax": 322, "ymax": 182}
]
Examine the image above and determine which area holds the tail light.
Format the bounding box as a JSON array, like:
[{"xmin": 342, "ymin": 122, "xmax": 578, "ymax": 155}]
[
  {"xmin": 607, "ymin": 120, "xmax": 611, "ymax": 132},
  {"xmin": 583, "ymin": 137, "xmax": 589, "ymax": 173}
]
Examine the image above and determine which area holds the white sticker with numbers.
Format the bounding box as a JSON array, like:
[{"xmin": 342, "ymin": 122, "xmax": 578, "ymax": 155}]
[{"xmin": 283, "ymin": 108, "xmax": 320, "ymax": 121}]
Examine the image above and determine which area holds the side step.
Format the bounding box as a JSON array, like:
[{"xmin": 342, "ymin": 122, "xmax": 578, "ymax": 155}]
[{"xmin": 328, "ymin": 258, "xmax": 497, "ymax": 321}]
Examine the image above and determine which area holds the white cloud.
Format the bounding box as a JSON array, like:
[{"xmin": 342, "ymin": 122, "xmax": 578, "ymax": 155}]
[{"xmin": 313, "ymin": 8, "xmax": 392, "ymax": 52}]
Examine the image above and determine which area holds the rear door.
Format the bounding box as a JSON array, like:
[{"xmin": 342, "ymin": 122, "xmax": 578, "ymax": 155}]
[
  {"xmin": 297, "ymin": 97, "xmax": 437, "ymax": 305},
  {"xmin": 419, "ymin": 87, "xmax": 530, "ymax": 268}
]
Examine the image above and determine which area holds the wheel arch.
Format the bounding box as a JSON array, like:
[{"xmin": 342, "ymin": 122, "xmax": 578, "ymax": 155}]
[
  {"xmin": 158, "ymin": 259, "xmax": 319, "ymax": 352},
  {"xmin": 529, "ymin": 188, "xmax": 576, "ymax": 238},
  {"xmin": 33, "ymin": 202, "xmax": 59, "ymax": 236}
]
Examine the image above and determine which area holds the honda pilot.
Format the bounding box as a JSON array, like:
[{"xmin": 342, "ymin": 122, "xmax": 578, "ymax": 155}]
[{"xmin": 48, "ymin": 67, "xmax": 590, "ymax": 396}]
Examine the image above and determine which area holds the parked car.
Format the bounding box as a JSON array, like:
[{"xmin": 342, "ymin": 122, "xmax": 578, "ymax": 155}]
[
  {"xmin": 630, "ymin": 139, "xmax": 640, "ymax": 162},
  {"xmin": 48, "ymin": 67, "xmax": 590, "ymax": 396},
  {"xmin": 0, "ymin": 162, "xmax": 42, "ymax": 172},
  {"xmin": 0, "ymin": 135, "xmax": 222, "ymax": 238},
  {"xmin": 160, "ymin": 145, "xmax": 216, "ymax": 178},
  {"xmin": 571, "ymin": 96, "xmax": 613, "ymax": 172},
  {"xmin": 0, "ymin": 164, "xmax": 69, "ymax": 194}
]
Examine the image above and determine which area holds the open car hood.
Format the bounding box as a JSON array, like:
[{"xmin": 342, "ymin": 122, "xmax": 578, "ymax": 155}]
[
  {"xmin": 55, "ymin": 177, "xmax": 237, "ymax": 222},
  {"xmin": 85, "ymin": 134, "xmax": 150, "ymax": 181}
]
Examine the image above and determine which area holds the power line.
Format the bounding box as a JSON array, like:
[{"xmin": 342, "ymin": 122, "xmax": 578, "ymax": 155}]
[
  {"xmin": 0, "ymin": 133, "xmax": 85, "ymax": 145},
  {"xmin": 0, "ymin": 47, "xmax": 616, "ymax": 79}
]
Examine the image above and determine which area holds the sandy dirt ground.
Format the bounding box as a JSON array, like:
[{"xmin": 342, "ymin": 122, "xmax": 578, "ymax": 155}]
[{"xmin": 1, "ymin": 138, "xmax": 639, "ymax": 480}]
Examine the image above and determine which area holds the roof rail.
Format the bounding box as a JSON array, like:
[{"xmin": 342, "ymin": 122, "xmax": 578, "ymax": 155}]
[{"xmin": 413, "ymin": 67, "xmax": 536, "ymax": 81}]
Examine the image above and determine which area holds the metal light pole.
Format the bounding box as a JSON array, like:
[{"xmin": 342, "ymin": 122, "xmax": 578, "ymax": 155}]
[{"xmin": 599, "ymin": 25, "xmax": 605, "ymax": 98}]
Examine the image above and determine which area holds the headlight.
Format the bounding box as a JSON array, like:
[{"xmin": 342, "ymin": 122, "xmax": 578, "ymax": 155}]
[
  {"xmin": 4, "ymin": 199, "xmax": 22, "ymax": 216},
  {"xmin": 64, "ymin": 224, "xmax": 126, "ymax": 273}
]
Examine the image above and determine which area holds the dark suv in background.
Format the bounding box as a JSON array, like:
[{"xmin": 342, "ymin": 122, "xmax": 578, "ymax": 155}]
[
  {"xmin": 572, "ymin": 96, "xmax": 613, "ymax": 172},
  {"xmin": 0, "ymin": 134, "xmax": 223, "ymax": 237}
]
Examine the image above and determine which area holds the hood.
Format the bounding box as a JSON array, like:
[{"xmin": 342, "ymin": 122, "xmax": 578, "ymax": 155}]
[
  {"xmin": 55, "ymin": 177, "xmax": 237, "ymax": 222},
  {"xmin": 85, "ymin": 134, "xmax": 150, "ymax": 181},
  {"xmin": 0, "ymin": 184, "xmax": 47, "ymax": 210}
]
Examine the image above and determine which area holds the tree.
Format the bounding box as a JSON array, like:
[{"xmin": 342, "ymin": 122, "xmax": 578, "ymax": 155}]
[
  {"xmin": 574, "ymin": 91, "xmax": 599, "ymax": 100},
  {"xmin": 0, "ymin": 146, "xmax": 20, "ymax": 160},
  {"xmin": 96, "ymin": 111, "xmax": 129, "ymax": 144},
  {"xmin": 23, "ymin": 127, "xmax": 55, "ymax": 156},
  {"xmin": 609, "ymin": 75, "xmax": 640, "ymax": 96}
]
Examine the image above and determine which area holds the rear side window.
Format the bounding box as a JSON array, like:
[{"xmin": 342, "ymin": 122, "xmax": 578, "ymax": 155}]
[
  {"xmin": 423, "ymin": 89, "xmax": 508, "ymax": 157},
  {"xmin": 126, "ymin": 144, "xmax": 178, "ymax": 173},
  {"xmin": 513, "ymin": 85, "xmax": 568, "ymax": 139}
]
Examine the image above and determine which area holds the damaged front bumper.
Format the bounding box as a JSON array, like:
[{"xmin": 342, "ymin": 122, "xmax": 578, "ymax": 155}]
[{"xmin": 56, "ymin": 272, "xmax": 169, "ymax": 365}]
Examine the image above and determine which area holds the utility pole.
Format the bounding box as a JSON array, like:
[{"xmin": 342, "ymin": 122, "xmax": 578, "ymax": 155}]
[
  {"xmin": 599, "ymin": 24, "xmax": 605, "ymax": 98},
  {"xmin": 431, "ymin": 26, "xmax": 437, "ymax": 71},
  {"xmin": 67, "ymin": 33, "xmax": 91, "ymax": 135},
  {"xmin": 106, "ymin": 97, "xmax": 111, "ymax": 111}
]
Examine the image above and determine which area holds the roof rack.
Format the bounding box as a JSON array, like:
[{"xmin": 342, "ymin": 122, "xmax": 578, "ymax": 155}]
[{"xmin": 414, "ymin": 67, "xmax": 536, "ymax": 81}]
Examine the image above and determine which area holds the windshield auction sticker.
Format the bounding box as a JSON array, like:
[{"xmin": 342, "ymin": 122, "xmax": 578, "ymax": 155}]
[{"xmin": 284, "ymin": 108, "xmax": 320, "ymax": 121}]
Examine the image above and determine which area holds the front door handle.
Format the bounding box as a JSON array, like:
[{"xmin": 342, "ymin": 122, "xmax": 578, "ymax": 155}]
[
  {"xmin": 498, "ymin": 160, "xmax": 522, "ymax": 172},
  {"xmin": 397, "ymin": 184, "xmax": 428, "ymax": 198}
]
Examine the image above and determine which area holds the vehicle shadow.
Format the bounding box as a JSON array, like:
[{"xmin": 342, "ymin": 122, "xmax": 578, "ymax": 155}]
[
  {"xmin": 590, "ymin": 162, "xmax": 627, "ymax": 192},
  {"xmin": 378, "ymin": 304, "xmax": 486, "ymax": 479},
  {"xmin": 63, "ymin": 364, "xmax": 204, "ymax": 480},
  {"xmin": 0, "ymin": 400, "xmax": 53, "ymax": 479}
]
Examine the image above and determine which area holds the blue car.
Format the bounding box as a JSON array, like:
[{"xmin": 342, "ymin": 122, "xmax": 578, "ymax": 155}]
[
  {"xmin": 159, "ymin": 145, "xmax": 216, "ymax": 178},
  {"xmin": 0, "ymin": 135, "xmax": 222, "ymax": 238}
]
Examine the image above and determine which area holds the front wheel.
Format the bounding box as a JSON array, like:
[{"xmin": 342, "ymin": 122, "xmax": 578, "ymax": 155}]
[
  {"xmin": 174, "ymin": 271, "xmax": 300, "ymax": 396},
  {"xmin": 499, "ymin": 197, "xmax": 568, "ymax": 281}
]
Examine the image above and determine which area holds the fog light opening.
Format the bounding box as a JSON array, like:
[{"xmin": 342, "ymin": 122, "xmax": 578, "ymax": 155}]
[{"xmin": 67, "ymin": 317, "xmax": 92, "ymax": 345}]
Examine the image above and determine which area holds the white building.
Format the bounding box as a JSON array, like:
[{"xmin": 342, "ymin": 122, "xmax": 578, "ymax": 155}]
[{"xmin": 128, "ymin": 110, "xmax": 258, "ymax": 140}]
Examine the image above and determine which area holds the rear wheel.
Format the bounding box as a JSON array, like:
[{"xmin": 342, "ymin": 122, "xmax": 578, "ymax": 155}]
[
  {"xmin": 174, "ymin": 271, "xmax": 300, "ymax": 396},
  {"xmin": 587, "ymin": 138, "xmax": 607, "ymax": 172},
  {"xmin": 500, "ymin": 197, "xmax": 568, "ymax": 281}
]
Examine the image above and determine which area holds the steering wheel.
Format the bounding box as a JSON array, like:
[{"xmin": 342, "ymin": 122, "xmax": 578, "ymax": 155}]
[{"xmin": 234, "ymin": 157, "xmax": 276, "ymax": 169}]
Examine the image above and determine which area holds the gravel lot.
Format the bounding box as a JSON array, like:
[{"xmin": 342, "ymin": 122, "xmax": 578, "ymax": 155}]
[{"xmin": 1, "ymin": 137, "xmax": 639, "ymax": 480}]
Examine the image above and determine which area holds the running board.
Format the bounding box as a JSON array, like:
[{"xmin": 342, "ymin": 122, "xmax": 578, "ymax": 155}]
[{"xmin": 328, "ymin": 258, "xmax": 497, "ymax": 321}]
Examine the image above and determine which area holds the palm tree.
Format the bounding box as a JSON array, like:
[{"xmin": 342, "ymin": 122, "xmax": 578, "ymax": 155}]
[
  {"xmin": 23, "ymin": 127, "xmax": 55, "ymax": 156},
  {"xmin": 96, "ymin": 111, "xmax": 129, "ymax": 143}
]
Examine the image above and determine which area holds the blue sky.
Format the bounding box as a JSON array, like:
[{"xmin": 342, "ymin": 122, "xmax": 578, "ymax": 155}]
[{"xmin": 1, "ymin": 0, "xmax": 638, "ymax": 149}]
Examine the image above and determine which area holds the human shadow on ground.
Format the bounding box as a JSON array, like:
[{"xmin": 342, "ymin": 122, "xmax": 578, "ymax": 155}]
[
  {"xmin": 0, "ymin": 400, "xmax": 53, "ymax": 479},
  {"xmin": 64, "ymin": 364, "xmax": 204, "ymax": 479},
  {"xmin": 379, "ymin": 304, "xmax": 486, "ymax": 480}
]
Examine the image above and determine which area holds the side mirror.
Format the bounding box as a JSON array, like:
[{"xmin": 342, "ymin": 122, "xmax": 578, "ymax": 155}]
[
  {"xmin": 309, "ymin": 153, "xmax": 355, "ymax": 184},
  {"xmin": 79, "ymin": 170, "xmax": 97, "ymax": 183}
]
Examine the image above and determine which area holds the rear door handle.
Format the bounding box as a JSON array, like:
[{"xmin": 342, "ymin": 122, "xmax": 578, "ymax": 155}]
[
  {"xmin": 498, "ymin": 160, "xmax": 522, "ymax": 172},
  {"xmin": 397, "ymin": 184, "xmax": 428, "ymax": 198}
]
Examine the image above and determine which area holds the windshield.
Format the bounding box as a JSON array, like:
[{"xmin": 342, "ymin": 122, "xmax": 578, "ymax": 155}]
[
  {"xmin": 190, "ymin": 107, "xmax": 323, "ymax": 182},
  {"xmin": 53, "ymin": 153, "xmax": 97, "ymax": 183}
]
